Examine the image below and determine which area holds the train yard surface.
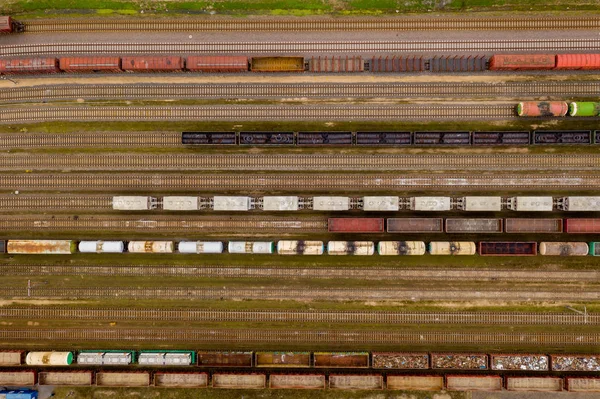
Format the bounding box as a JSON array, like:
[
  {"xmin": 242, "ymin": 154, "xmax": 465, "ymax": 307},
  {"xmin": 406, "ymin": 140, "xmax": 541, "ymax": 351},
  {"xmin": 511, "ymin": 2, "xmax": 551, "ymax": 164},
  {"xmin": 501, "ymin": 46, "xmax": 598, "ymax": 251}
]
[{"xmin": 1, "ymin": 11, "xmax": 600, "ymax": 399}]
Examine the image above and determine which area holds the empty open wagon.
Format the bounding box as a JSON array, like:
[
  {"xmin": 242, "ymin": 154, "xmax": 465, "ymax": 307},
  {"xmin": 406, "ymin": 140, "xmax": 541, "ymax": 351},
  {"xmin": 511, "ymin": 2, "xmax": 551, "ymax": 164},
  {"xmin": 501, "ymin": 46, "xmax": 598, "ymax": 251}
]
[
  {"xmin": 154, "ymin": 372, "xmax": 208, "ymax": 388},
  {"xmin": 38, "ymin": 371, "xmax": 93, "ymax": 386},
  {"xmin": 387, "ymin": 375, "xmax": 444, "ymax": 391},
  {"xmin": 329, "ymin": 375, "xmax": 383, "ymax": 390},
  {"xmin": 314, "ymin": 352, "xmax": 369, "ymax": 368},
  {"xmin": 255, "ymin": 352, "xmax": 311, "ymax": 368},
  {"xmin": 212, "ymin": 373, "xmax": 266, "ymax": 389},
  {"xmin": 269, "ymin": 374, "xmax": 325, "ymax": 389}
]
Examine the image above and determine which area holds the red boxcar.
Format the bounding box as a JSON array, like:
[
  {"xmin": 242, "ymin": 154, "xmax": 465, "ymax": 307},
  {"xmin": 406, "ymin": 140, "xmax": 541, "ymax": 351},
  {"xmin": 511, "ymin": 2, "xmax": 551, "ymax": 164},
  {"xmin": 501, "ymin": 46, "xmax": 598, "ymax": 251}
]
[
  {"xmin": 59, "ymin": 57, "xmax": 122, "ymax": 73},
  {"xmin": 0, "ymin": 58, "xmax": 59, "ymax": 74},
  {"xmin": 121, "ymin": 56, "xmax": 183, "ymax": 72},
  {"xmin": 186, "ymin": 56, "xmax": 248, "ymax": 72},
  {"xmin": 565, "ymin": 218, "xmax": 600, "ymax": 233},
  {"xmin": 556, "ymin": 54, "xmax": 600, "ymax": 70},
  {"xmin": 489, "ymin": 54, "xmax": 555, "ymax": 70},
  {"xmin": 328, "ymin": 218, "xmax": 384, "ymax": 233},
  {"xmin": 0, "ymin": 16, "xmax": 13, "ymax": 33}
]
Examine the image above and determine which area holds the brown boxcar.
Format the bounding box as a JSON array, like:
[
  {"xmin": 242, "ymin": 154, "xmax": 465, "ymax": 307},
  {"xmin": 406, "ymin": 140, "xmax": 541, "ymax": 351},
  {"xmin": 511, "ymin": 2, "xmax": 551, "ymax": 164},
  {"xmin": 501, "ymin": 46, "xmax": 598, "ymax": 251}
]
[
  {"xmin": 39, "ymin": 371, "xmax": 93, "ymax": 386},
  {"xmin": 0, "ymin": 370, "xmax": 36, "ymax": 386},
  {"xmin": 387, "ymin": 375, "xmax": 443, "ymax": 391},
  {"xmin": 328, "ymin": 218, "xmax": 384, "ymax": 233},
  {"xmin": 186, "ymin": 56, "xmax": 248, "ymax": 72},
  {"xmin": 269, "ymin": 374, "xmax": 325, "ymax": 389},
  {"xmin": 479, "ymin": 242, "xmax": 537, "ymax": 256},
  {"xmin": 489, "ymin": 54, "xmax": 555, "ymax": 70},
  {"xmin": 446, "ymin": 375, "xmax": 502, "ymax": 391},
  {"xmin": 154, "ymin": 372, "xmax": 208, "ymax": 388},
  {"xmin": 566, "ymin": 377, "xmax": 600, "ymax": 392},
  {"xmin": 329, "ymin": 374, "xmax": 383, "ymax": 390},
  {"xmin": 96, "ymin": 371, "xmax": 150, "ymax": 387},
  {"xmin": 556, "ymin": 54, "xmax": 600, "ymax": 70},
  {"xmin": 0, "ymin": 16, "xmax": 13, "ymax": 33},
  {"xmin": 121, "ymin": 56, "xmax": 183, "ymax": 72},
  {"xmin": 250, "ymin": 57, "xmax": 304, "ymax": 72},
  {"xmin": 59, "ymin": 57, "xmax": 121, "ymax": 73},
  {"xmin": 504, "ymin": 218, "xmax": 563, "ymax": 233},
  {"xmin": 506, "ymin": 377, "xmax": 562, "ymax": 392},
  {"xmin": 552, "ymin": 355, "xmax": 600, "ymax": 372},
  {"xmin": 255, "ymin": 352, "xmax": 310, "ymax": 368},
  {"xmin": 197, "ymin": 351, "xmax": 252, "ymax": 367},
  {"xmin": 387, "ymin": 218, "xmax": 443, "ymax": 233},
  {"xmin": 308, "ymin": 56, "xmax": 363, "ymax": 72},
  {"xmin": 517, "ymin": 101, "xmax": 569, "ymax": 117},
  {"xmin": 212, "ymin": 373, "xmax": 266, "ymax": 389},
  {"xmin": 0, "ymin": 58, "xmax": 59, "ymax": 74},
  {"xmin": 431, "ymin": 353, "xmax": 488, "ymax": 370},
  {"xmin": 0, "ymin": 350, "xmax": 23, "ymax": 365},
  {"xmin": 445, "ymin": 218, "xmax": 503, "ymax": 233},
  {"xmin": 372, "ymin": 352, "xmax": 429, "ymax": 369},
  {"xmin": 565, "ymin": 218, "xmax": 600, "ymax": 233},
  {"xmin": 370, "ymin": 56, "xmax": 426, "ymax": 72},
  {"xmin": 314, "ymin": 352, "xmax": 369, "ymax": 368}
]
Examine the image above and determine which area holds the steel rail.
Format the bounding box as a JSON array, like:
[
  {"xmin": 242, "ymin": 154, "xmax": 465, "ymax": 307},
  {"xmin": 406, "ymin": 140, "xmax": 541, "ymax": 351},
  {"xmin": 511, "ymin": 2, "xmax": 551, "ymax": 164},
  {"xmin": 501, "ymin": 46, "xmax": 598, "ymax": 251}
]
[
  {"xmin": 0, "ymin": 104, "xmax": 516, "ymax": 123},
  {"xmin": 2, "ymin": 265, "xmax": 598, "ymax": 283},
  {"xmin": 1, "ymin": 307, "xmax": 598, "ymax": 325},
  {"xmin": 2, "ymin": 82, "xmax": 600, "ymax": 103},
  {"xmin": 0, "ymin": 328, "xmax": 596, "ymax": 345},
  {"xmin": 0, "ymin": 215, "xmax": 327, "ymax": 232},
  {"xmin": 0, "ymin": 132, "xmax": 180, "ymax": 149},
  {"xmin": 0, "ymin": 173, "xmax": 597, "ymax": 191},
  {"xmin": 23, "ymin": 17, "xmax": 600, "ymax": 32},
  {"xmin": 2, "ymin": 39, "xmax": 599, "ymax": 57},
  {"xmin": 0, "ymin": 153, "xmax": 595, "ymax": 172},
  {"xmin": 4, "ymin": 286, "xmax": 599, "ymax": 301}
]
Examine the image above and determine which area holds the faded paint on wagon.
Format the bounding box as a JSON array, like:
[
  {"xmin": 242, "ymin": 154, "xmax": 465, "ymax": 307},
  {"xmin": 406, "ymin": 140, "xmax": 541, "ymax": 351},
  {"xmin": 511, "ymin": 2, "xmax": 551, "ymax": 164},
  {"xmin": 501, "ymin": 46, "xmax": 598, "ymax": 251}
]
[
  {"xmin": 387, "ymin": 218, "xmax": 443, "ymax": 233},
  {"xmin": 0, "ymin": 350, "xmax": 23, "ymax": 366},
  {"xmin": 506, "ymin": 377, "xmax": 562, "ymax": 392},
  {"xmin": 7, "ymin": 240, "xmax": 76, "ymax": 254},
  {"xmin": 387, "ymin": 375, "xmax": 444, "ymax": 391},
  {"xmin": 539, "ymin": 242, "xmax": 589, "ymax": 256},
  {"xmin": 154, "ymin": 372, "xmax": 208, "ymax": 388},
  {"xmin": 0, "ymin": 371, "xmax": 36, "ymax": 386},
  {"xmin": 38, "ymin": 371, "xmax": 93, "ymax": 386},
  {"xmin": 446, "ymin": 375, "xmax": 502, "ymax": 391},
  {"xmin": 565, "ymin": 218, "xmax": 600, "ymax": 233},
  {"xmin": 197, "ymin": 352, "xmax": 253, "ymax": 367},
  {"xmin": 445, "ymin": 218, "xmax": 503, "ymax": 233},
  {"xmin": 566, "ymin": 377, "xmax": 600, "ymax": 392},
  {"xmin": 328, "ymin": 218, "xmax": 384, "ymax": 233},
  {"xmin": 314, "ymin": 352, "xmax": 369, "ymax": 368},
  {"xmin": 329, "ymin": 374, "xmax": 383, "ymax": 390},
  {"xmin": 504, "ymin": 218, "xmax": 563, "ymax": 233},
  {"xmin": 59, "ymin": 57, "xmax": 121, "ymax": 73},
  {"xmin": 212, "ymin": 373, "xmax": 266, "ymax": 389},
  {"xmin": 96, "ymin": 372, "xmax": 150, "ymax": 387},
  {"xmin": 121, "ymin": 56, "xmax": 184, "ymax": 72},
  {"xmin": 269, "ymin": 374, "xmax": 325, "ymax": 389},
  {"xmin": 255, "ymin": 352, "xmax": 311, "ymax": 368},
  {"xmin": 0, "ymin": 57, "xmax": 59, "ymax": 74},
  {"xmin": 186, "ymin": 56, "xmax": 248, "ymax": 72},
  {"xmin": 489, "ymin": 54, "xmax": 556, "ymax": 70}
]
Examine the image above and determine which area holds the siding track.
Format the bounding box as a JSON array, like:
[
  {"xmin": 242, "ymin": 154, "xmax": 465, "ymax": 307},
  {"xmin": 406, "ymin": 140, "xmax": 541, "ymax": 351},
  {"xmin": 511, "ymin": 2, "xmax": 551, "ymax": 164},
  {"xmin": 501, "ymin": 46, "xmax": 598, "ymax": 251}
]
[
  {"xmin": 0, "ymin": 132, "xmax": 180, "ymax": 149},
  {"xmin": 23, "ymin": 17, "xmax": 600, "ymax": 32},
  {"xmin": 1, "ymin": 307, "xmax": 598, "ymax": 325},
  {"xmin": 0, "ymin": 328, "xmax": 596, "ymax": 345}
]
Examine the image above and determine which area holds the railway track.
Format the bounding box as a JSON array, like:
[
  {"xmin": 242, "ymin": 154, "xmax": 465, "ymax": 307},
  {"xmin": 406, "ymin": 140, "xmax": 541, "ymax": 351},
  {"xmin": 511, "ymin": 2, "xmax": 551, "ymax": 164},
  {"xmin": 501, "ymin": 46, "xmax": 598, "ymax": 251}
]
[
  {"xmin": 2, "ymin": 82, "xmax": 600, "ymax": 103},
  {"xmin": 0, "ymin": 132, "xmax": 180, "ymax": 149},
  {"xmin": 2, "ymin": 40, "xmax": 600, "ymax": 57},
  {"xmin": 1, "ymin": 173, "xmax": 597, "ymax": 191},
  {"xmin": 23, "ymin": 17, "xmax": 600, "ymax": 32},
  {"xmin": 0, "ymin": 328, "xmax": 596, "ymax": 345},
  {"xmin": 2, "ymin": 307, "xmax": 598, "ymax": 325},
  {"xmin": 0, "ymin": 215, "xmax": 327, "ymax": 232},
  {"xmin": 4, "ymin": 286, "xmax": 599, "ymax": 301},
  {"xmin": 2, "ymin": 265, "xmax": 598, "ymax": 283},
  {"xmin": 0, "ymin": 195, "xmax": 113, "ymax": 211},
  {"xmin": 0, "ymin": 153, "xmax": 595, "ymax": 172},
  {"xmin": 0, "ymin": 104, "xmax": 516, "ymax": 123}
]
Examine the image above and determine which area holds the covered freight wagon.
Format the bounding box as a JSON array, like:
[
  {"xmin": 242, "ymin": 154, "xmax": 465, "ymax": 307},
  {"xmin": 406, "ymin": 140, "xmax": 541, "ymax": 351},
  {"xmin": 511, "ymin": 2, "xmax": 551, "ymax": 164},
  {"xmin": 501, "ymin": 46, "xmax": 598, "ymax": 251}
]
[
  {"xmin": 409, "ymin": 197, "xmax": 451, "ymax": 211},
  {"xmin": 263, "ymin": 196, "xmax": 300, "ymax": 211},
  {"xmin": 77, "ymin": 351, "xmax": 134, "ymax": 365},
  {"xmin": 489, "ymin": 54, "xmax": 555, "ymax": 70},
  {"xmin": 59, "ymin": 57, "xmax": 122, "ymax": 73},
  {"xmin": 121, "ymin": 56, "xmax": 184, "ymax": 72},
  {"xmin": 308, "ymin": 56, "xmax": 363, "ymax": 72},
  {"xmin": 7, "ymin": 240, "xmax": 76, "ymax": 254},
  {"xmin": 138, "ymin": 350, "xmax": 195, "ymax": 366},
  {"xmin": 556, "ymin": 54, "xmax": 600, "ymax": 70},
  {"xmin": 557, "ymin": 196, "xmax": 600, "ymax": 211},
  {"xmin": 213, "ymin": 196, "xmax": 253, "ymax": 211},
  {"xmin": 186, "ymin": 56, "xmax": 248, "ymax": 72},
  {"xmin": 0, "ymin": 58, "xmax": 59, "ymax": 74},
  {"xmin": 457, "ymin": 196, "xmax": 502, "ymax": 212},
  {"xmin": 314, "ymin": 197, "xmax": 350, "ymax": 211},
  {"xmin": 163, "ymin": 196, "xmax": 200, "ymax": 211},
  {"xmin": 250, "ymin": 57, "xmax": 304, "ymax": 72},
  {"xmin": 112, "ymin": 196, "xmax": 157, "ymax": 210},
  {"xmin": 539, "ymin": 242, "xmax": 589, "ymax": 256},
  {"xmin": 328, "ymin": 218, "xmax": 384, "ymax": 233},
  {"xmin": 507, "ymin": 196, "xmax": 553, "ymax": 211}
]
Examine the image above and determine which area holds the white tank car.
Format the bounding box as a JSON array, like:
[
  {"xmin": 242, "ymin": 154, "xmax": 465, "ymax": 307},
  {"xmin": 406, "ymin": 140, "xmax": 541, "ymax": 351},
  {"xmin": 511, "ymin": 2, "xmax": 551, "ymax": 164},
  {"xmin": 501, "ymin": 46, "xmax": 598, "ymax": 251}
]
[
  {"xmin": 539, "ymin": 242, "xmax": 589, "ymax": 256},
  {"xmin": 112, "ymin": 196, "xmax": 157, "ymax": 210},
  {"xmin": 26, "ymin": 351, "xmax": 73, "ymax": 366},
  {"xmin": 362, "ymin": 196, "xmax": 400, "ymax": 211},
  {"xmin": 228, "ymin": 241, "xmax": 274, "ymax": 254},
  {"xmin": 128, "ymin": 241, "xmax": 174, "ymax": 253},
  {"xmin": 377, "ymin": 241, "xmax": 426, "ymax": 256},
  {"xmin": 277, "ymin": 240, "xmax": 324, "ymax": 255},
  {"xmin": 162, "ymin": 196, "xmax": 199, "ymax": 211},
  {"xmin": 178, "ymin": 241, "xmax": 224, "ymax": 254},
  {"xmin": 78, "ymin": 241, "xmax": 125, "ymax": 253},
  {"xmin": 262, "ymin": 196, "xmax": 299, "ymax": 211},
  {"xmin": 428, "ymin": 242, "xmax": 476, "ymax": 255},
  {"xmin": 327, "ymin": 241, "xmax": 374, "ymax": 256}
]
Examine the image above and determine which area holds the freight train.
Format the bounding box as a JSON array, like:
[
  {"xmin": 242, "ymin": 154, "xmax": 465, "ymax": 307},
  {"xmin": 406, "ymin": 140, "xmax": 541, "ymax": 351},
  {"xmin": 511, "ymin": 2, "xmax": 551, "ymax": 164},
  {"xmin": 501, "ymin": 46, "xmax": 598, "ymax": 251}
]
[
  {"xmin": 112, "ymin": 195, "xmax": 600, "ymax": 212},
  {"xmin": 0, "ymin": 16, "xmax": 24, "ymax": 33},
  {"xmin": 1, "ymin": 239, "xmax": 598, "ymax": 256},
  {"xmin": 517, "ymin": 101, "xmax": 600, "ymax": 117},
  {"xmin": 183, "ymin": 130, "xmax": 600, "ymax": 146},
  {"xmin": 2, "ymin": 53, "xmax": 600, "ymax": 74}
]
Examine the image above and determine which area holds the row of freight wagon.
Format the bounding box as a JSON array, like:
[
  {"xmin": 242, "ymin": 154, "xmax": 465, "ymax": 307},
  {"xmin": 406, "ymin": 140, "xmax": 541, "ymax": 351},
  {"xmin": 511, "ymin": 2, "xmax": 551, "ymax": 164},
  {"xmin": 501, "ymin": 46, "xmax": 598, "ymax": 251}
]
[
  {"xmin": 517, "ymin": 101, "xmax": 600, "ymax": 117},
  {"xmin": 112, "ymin": 195, "xmax": 600, "ymax": 212},
  {"xmin": 3, "ymin": 350, "xmax": 599, "ymax": 372},
  {"xmin": 2, "ymin": 54, "xmax": 600, "ymax": 74},
  {"xmin": 1, "ymin": 371, "xmax": 599, "ymax": 392},
  {"xmin": 183, "ymin": 129, "xmax": 600, "ymax": 146},
  {"xmin": 0, "ymin": 239, "xmax": 598, "ymax": 256}
]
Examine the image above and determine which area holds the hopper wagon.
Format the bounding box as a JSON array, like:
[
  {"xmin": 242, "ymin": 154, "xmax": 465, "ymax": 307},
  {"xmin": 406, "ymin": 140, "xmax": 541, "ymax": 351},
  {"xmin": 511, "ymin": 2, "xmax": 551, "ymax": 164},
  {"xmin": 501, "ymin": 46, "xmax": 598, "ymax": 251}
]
[
  {"xmin": 77, "ymin": 350, "xmax": 135, "ymax": 366},
  {"xmin": 138, "ymin": 350, "xmax": 195, "ymax": 366}
]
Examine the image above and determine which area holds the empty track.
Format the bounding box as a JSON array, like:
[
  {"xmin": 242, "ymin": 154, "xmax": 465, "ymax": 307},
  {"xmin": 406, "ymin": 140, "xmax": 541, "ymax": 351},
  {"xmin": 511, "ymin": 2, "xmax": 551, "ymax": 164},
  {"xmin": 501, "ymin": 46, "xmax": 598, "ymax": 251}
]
[
  {"xmin": 0, "ymin": 104, "xmax": 515, "ymax": 123},
  {"xmin": 2, "ymin": 40, "xmax": 600, "ymax": 57},
  {"xmin": 23, "ymin": 17, "xmax": 600, "ymax": 32},
  {"xmin": 1, "ymin": 153, "xmax": 595, "ymax": 172},
  {"xmin": 1, "ymin": 173, "xmax": 597, "ymax": 191},
  {"xmin": 0, "ymin": 195, "xmax": 113, "ymax": 211},
  {"xmin": 3, "ymin": 265, "xmax": 598, "ymax": 283},
  {"xmin": 2, "ymin": 307, "xmax": 598, "ymax": 325},
  {"xmin": 0, "ymin": 215, "xmax": 327, "ymax": 232},
  {"xmin": 0, "ymin": 328, "xmax": 596, "ymax": 345},
  {"xmin": 0, "ymin": 132, "xmax": 179, "ymax": 149},
  {"xmin": 4, "ymin": 286, "xmax": 599, "ymax": 301},
  {"xmin": 2, "ymin": 82, "xmax": 600, "ymax": 103}
]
